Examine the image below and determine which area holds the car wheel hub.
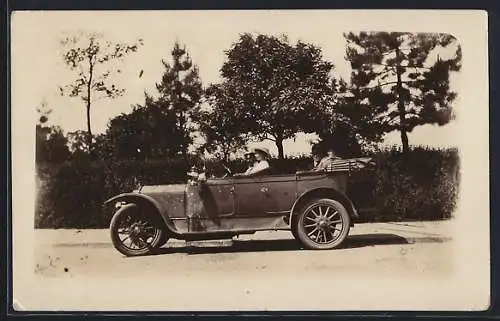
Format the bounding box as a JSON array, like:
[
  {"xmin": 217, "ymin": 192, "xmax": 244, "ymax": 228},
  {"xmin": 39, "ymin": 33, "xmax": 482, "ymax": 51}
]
[{"xmin": 129, "ymin": 223, "xmax": 143, "ymax": 236}]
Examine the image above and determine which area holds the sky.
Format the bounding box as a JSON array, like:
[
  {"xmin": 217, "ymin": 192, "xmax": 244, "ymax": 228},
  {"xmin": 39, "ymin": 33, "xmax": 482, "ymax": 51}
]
[{"xmin": 11, "ymin": 10, "xmax": 464, "ymax": 157}]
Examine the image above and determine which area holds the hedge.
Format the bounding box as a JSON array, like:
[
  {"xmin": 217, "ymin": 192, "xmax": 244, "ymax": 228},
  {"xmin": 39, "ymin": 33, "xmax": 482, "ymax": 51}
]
[
  {"xmin": 359, "ymin": 147, "xmax": 460, "ymax": 222},
  {"xmin": 35, "ymin": 147, "xmax": 460, "ymax": 228}
]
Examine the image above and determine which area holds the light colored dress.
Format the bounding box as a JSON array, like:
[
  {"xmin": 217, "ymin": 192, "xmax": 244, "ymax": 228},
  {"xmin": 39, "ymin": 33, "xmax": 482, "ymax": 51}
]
[{"xmin": 244, "ymin": 160, "xmax": 270, "ymax": 175}]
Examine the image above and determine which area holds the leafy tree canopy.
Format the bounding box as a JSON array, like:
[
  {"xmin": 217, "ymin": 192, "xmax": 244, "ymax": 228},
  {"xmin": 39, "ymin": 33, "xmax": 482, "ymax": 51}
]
[
  {"xmin": 195, "ymin": 83, "xmax": 250, "ymax": 162},
  {"xmin": 103, "ymin": 94, "xmax": 183, "ymax": 160},
  {"xmin": 216, "ymin": 33, "xmax": 337, "ymax": 158}
]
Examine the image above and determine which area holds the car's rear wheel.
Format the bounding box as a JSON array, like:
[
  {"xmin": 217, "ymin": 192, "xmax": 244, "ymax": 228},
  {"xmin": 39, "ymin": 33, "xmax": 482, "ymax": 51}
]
[
  {"xmin": 110, "ymin": 203, "xmax": 165, "ymax": 256},
  {"xmin": 293, "ymin": 198, "xmax": 350, "ymax": 250}
]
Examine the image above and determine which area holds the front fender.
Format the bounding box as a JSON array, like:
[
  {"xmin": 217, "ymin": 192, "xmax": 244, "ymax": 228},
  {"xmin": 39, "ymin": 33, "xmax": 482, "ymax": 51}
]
[{"xmin": 103, "ymin": 193, "xmax": 178, "ymax": 234}]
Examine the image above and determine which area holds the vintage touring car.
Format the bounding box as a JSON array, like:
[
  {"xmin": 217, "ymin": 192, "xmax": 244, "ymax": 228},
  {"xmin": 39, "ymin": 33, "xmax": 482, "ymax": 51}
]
[{"xmin": 104, "ymin": 158, "xmax": 375, "ymax": 256}]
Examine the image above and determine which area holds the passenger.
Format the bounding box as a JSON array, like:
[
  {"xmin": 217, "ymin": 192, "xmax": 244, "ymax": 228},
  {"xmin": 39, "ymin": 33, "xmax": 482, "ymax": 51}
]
[
  {"xmin": 314, "ymin": 146, "xmax": 344, "ymax": 172},
  {"xmin": 313, "ymin": 154, "xmax": 322, "ymax": 168},
  {"xmin": 311, "ymin": 145, "xmax": 325, "ymax": 168}
]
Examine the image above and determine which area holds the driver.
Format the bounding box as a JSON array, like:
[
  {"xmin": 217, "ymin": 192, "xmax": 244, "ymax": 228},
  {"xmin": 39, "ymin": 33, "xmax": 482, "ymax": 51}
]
[
  {"xmin": 242, "ymin": 151, "xmax": 257, "ymax": 174},
  {"xmin": 235, "ymin": 148, "xmax": 271, "ymax": 177}
]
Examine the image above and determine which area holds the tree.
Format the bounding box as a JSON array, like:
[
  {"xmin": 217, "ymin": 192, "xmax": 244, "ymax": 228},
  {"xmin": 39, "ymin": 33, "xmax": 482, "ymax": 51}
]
[
  {"xmin": 36, "ymin": 98, "xmax": 52, "ymax": 125},
  {"xmin": 103, "ymin": 94, "xmax": 183, "ymax": 160},
  {"xmin": 153, "ymin": 41, "xmax": 203, "ymax": 161},
  {"xmin": 196, "ymin": 84, "xmax": 249, "ymax": 162},
  {"xmin": 67, "ymin": 130, "xmax": 93, "ymax": 161},
  {"xmin": 344, "ymin": 32, "xmax": 462, "ymax": 152},
  {"xmin": 303, "ymin": 78, "xmax": 382, "ymax": 157},
  {"xmin": 36, "ymin": 100, "xmax": 70, "ymax": 163},
  {"xmin": 59, "ymin": 31, "xmax": 143, "ymax": 155},
  {"xmin": 36, "ymin": 126, "xmax": 71, "ymax": 163},
  {"xmin": 217, "ymin": 33, "xmax": 336, "ymax": 159}
]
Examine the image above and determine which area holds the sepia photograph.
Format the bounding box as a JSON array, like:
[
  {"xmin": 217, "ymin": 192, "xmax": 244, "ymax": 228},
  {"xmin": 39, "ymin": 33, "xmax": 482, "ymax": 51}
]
[{"xmin": 11, "ymin": 9, "xmax": 489, "ymax": 311}]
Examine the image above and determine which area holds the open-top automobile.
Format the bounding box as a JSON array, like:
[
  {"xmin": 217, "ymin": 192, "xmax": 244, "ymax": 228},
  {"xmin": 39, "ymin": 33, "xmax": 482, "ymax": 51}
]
[{"xmin": 103, "ymin": 157, "xmax": 375, "ymax": 256}]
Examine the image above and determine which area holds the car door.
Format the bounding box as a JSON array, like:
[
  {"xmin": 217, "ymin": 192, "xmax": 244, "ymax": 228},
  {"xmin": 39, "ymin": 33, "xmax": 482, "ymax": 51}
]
[
  {"xmin": 259, "ymin": 174, "xmax": 297, "ymax": 214},
  {"xmin": 185, "ymin": 178, "xmax": 235, "ymax": 233},
  {"xmin": 199, "ymin": 179, "xmax": 235, "ymax": 218},
  {"xmin": 232, "ymin": 176, "xmax": 265, "ymax": 217}
]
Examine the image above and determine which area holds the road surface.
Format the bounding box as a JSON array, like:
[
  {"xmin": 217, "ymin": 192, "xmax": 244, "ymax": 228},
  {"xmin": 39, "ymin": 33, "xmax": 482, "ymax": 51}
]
[
  {"xmin": 15, "ymin": 220, "xmax": 490, "ymax": 311},
  {"xmin": 34, "ymin": 221, "xmax": 453, "ymax": 278}
]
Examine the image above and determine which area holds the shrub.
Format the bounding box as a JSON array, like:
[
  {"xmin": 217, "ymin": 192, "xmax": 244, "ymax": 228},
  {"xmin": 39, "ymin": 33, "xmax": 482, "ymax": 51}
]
[
  {"xmin": 353, "ymin": 146, "xmax": 460, "ymax": 222},
  {"xmin": 35, "ymin": 159, "xmax": 189, "ymax": 228},
  {"xmin": 35, "ymin": 147, "xmax": 460, "ymax": 228}
]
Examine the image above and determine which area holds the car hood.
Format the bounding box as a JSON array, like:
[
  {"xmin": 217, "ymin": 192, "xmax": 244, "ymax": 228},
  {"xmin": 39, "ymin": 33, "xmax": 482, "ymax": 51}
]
[{"xmin": 138, "ymin": 184, "xmax": 186, "ymax": 194}]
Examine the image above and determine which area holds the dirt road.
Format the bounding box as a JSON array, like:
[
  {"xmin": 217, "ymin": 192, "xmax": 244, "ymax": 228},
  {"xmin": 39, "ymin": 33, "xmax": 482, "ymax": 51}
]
[
  {"xmin": 34, "ymin": 221, "xmax": 453, "ymax": 278},
  {"xmin": 19, "ymin": 221, "xmax": 468, "ymax": 311}
]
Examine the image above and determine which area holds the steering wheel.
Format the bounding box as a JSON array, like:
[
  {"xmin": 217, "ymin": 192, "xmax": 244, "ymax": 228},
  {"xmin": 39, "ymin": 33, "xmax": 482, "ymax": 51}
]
[{"xmin": 221, "ymin": 164, "xmax": 232, "ymax": 178}]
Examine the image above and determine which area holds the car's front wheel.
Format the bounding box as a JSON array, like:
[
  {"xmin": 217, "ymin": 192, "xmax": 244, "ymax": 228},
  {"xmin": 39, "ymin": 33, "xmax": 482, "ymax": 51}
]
[
  {"xmin": 110, "ymin": 203, "xmax": 165, "ymax": 257},
  {"xmin": 293, "ymin": 198, "xmax": 351, "ymax": 250}
]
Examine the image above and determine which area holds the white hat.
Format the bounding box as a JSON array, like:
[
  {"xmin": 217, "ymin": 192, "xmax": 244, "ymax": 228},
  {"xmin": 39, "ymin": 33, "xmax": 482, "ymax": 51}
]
[{"xmin": 252, "ymin": 147, "xmax": 271, "ymax": 159}]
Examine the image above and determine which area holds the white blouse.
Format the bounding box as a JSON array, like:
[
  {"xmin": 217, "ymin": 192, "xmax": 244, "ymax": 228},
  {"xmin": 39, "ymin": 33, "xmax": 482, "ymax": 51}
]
[{"xmin": 244, "ymin": 160, "xmax": 270, "ymax": 175}]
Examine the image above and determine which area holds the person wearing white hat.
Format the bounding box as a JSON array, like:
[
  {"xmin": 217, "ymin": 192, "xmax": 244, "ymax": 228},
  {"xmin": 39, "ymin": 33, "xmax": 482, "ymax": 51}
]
[
  {"xmin": 243, "ymin": 151, "xmax": 257, "ymax": 172},
  {"xmin": 235, "ymin": 147, "xmax": 271, "ymax": 177}
]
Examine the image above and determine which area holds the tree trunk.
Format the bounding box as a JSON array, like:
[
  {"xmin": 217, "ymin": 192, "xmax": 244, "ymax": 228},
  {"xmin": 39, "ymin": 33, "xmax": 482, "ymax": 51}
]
[
  {"xmin": 86, "ymin": 102, "xmax": 92, "ymax": 153},
  {"xmin": 275, "ymin": 139, "xmax": 284, "ymax": 159},
  {"xmin": 87, "ymin": 59, "xmax": 94, "ymax": 158},
  {"xmin": 400, "ymin": 129, "xmax": 409, "ymax": 153},
  {"xmin": 395, "ymin": 48, "xmax": 410, "ymax": 153}
]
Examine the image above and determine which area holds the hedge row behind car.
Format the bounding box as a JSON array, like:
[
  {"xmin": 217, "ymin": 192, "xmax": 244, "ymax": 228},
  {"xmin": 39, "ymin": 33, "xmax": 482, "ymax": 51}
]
[{"xmin": 35, "ymin": 146, "xmax": 460, "ymax": 228}]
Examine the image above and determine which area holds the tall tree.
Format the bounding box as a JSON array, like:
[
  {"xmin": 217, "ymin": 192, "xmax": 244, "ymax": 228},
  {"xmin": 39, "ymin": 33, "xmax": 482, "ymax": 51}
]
[
  {"xmin": 306, "ymin": 78, "xmax": 384, "ymax": 157},
  {"xmin": 218, "ymin": 33, "xmax": 336, "ymax": 159},
  {"xmin": 344, "ymin": 32, "xmax": 462, "ymax": 152},
  {"xmin": 59, "ymin": 31, "xmax": 143, "ymax": 154},
  {"xmin": 195, "ymin": 84, "xmax": 249, "ymax": 162},
  {"xmin": 154, "ymin": 41, "xmax": 203, "ymax": 161},
  {"xmin": 103, "ymin": 94, "xmax": 183, "ymax": 160}
]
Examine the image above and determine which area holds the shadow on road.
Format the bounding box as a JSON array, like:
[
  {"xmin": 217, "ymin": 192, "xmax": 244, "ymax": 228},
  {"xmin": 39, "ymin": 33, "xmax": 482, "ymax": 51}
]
[{"xmin": 151, "ymin": 233, "xmax": 410, "ymax": 256}]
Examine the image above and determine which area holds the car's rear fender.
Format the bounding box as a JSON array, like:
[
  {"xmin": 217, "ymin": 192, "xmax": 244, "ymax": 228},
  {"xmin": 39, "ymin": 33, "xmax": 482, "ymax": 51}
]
[
  {"xmin": 103, "ymin": 193, "xmax": 178, "ymax": 235},
  {"xmin": 289, "ymin": 188, "xmax": 359, "ymax": 225}
]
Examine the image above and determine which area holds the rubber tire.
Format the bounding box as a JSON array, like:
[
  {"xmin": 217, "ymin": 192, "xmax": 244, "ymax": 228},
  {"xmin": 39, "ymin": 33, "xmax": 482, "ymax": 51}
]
[
  {"xmin": 291, "ymin": 216, "xmax": 300, "ymax": 242},
  {"xmin": 291, "ymin": 224, "xmax": 299, "ymax": 240},
  {"xmin": 110, "ymin": 203, "xmax": 165, "ymax": 257},
  {"xmin": 158, "ymin": 233, "xmax": 169, "ymax": 248},
  {"xmin": 293, "ymin": 198, "xmax": 351, "ymax": 250}
]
